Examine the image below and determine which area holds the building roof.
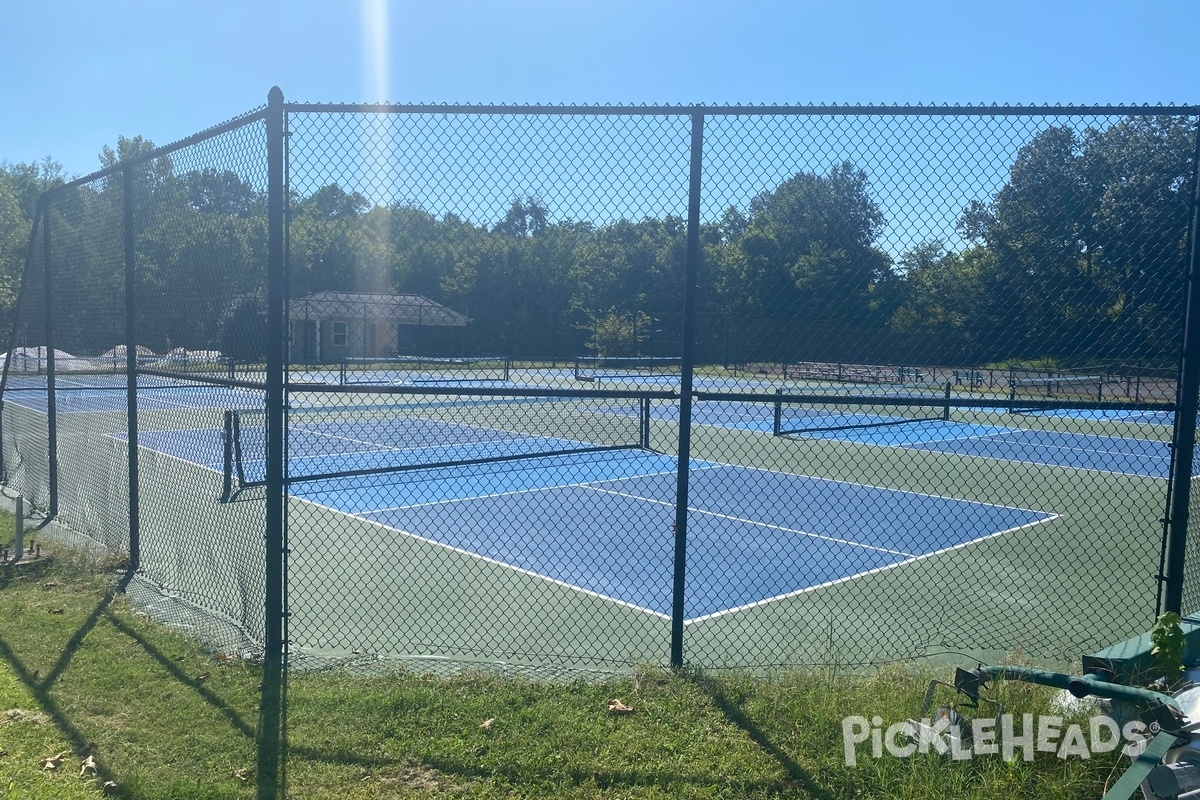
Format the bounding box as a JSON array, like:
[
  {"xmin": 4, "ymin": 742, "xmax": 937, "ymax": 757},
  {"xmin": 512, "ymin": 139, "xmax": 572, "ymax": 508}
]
[{"xmin": 288, "ymin": 291, "xmax": 468, "ymax": 327}]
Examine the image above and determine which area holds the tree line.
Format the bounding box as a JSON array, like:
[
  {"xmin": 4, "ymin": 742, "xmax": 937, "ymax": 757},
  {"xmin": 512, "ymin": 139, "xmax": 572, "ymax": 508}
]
[{"xmin": 0, "ymin": 114, "xmax": 1193, "ymax": 369}]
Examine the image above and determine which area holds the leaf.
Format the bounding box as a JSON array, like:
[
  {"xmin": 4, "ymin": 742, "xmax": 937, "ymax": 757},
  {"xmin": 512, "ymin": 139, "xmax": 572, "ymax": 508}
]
[
  {"xmin": 42, "ymin": 750, "xmax": 69, "ymax": 770},
  {"xmin": 49, "ymin": 608, "xmax": 65, "ymax": 615},
  {"xmin": 606, "ymin": 699, "xmax": 634, "ymax": 715},
  {"xmin": 233, "ymin": 767, "xmax": 252, "ymax": 782},
  {"xmin": 102, "ymin": 780, "xmax": 119, "ymax": 792},
  {"xmin": 41, "ymin": 581, "xmax": 58, "ymax": 590},
  {"xmin": 80, "ymin": 754, "xmax": 97, "ymax": 777},
  {"xmin": 480, "ymin": 718, "xmax": 494, "ymax": 730},
  {"xmin": 196, "ymin": 672, "xmax": 211, "ymax": 683}
]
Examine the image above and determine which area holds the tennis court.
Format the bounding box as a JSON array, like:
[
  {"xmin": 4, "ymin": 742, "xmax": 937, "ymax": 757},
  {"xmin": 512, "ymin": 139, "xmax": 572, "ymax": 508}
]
[
  {"xmin": 627, "ymin": 398, "xmax": 1174, "ymax": 480},
  {"xmin": 132, "ymin": 413, "xmax": 1055, "ymax": 621},
  {"xmin": 0, "ymin": 377, "xmax": 263, "ymax": 414},
  {"xmin": 1, "ymin": 377, "xmax": 1169, "ymax": 663}
]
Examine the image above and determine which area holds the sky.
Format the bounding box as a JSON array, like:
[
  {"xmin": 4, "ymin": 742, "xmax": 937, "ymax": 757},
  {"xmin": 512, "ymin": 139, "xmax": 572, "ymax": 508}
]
[{"xmin": 1, "ymin": 0, "xmax": 1196, "ymax": 180}]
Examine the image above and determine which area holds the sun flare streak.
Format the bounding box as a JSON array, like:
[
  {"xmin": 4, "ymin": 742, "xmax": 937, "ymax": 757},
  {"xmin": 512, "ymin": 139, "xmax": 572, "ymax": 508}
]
[{"xmin": 361, "ymin": 0, "xmax": 389, "ymax": 103}]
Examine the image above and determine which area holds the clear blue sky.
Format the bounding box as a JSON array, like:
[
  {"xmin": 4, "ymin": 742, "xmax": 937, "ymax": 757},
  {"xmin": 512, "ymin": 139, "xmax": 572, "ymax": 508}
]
[{"xmin": 1, "ymin": 0, "xmax": 1195, "ymax": 180}]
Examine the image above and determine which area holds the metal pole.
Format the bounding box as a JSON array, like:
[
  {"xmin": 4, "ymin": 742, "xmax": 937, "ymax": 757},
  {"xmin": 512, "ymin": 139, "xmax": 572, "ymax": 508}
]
[
  {"xmin": 1162, "ymin": 120, "xmax": 1200, "ymax": 615},
  {"xmin": 123, "ymin": 166, "xmax": 141, "ymax": 572},
  {"xmin": 42, "ymin": 202, "xmax": 58, "ymax": 519},
  {"xmin": 13, "ymin": 496, "xmax": 23, "ymax": 559},
  {"xmin": 671, "ymin": 113, "xmax": 703, "ymax": 668},
  {"xmin": 257, "ymin": 85, "xmax": 286, "ymax": 800}
]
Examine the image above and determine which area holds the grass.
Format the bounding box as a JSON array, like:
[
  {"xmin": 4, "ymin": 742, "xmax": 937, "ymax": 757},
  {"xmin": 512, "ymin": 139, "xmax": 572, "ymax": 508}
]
[{"xmin": 0, "ymin": 531, "xmax": 1134, "ymax": 799}]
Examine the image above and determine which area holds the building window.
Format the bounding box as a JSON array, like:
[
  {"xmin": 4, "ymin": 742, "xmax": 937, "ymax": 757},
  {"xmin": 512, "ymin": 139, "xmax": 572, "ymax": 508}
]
[{"xmin": 331, "ymin": 321, "xmax": 347, "ymax": 347}]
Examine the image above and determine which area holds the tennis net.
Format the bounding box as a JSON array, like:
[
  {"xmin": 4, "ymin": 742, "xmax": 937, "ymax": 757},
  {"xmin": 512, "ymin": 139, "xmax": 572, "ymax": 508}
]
[
  {"xmin": 340, "ymin": 355, "xmax": 511, "ymax": 385},
  {"xmin": 772, "ymin": 390, "xmax": 951, "ymax": 436},
  {"xmin": 574, "ymin": 356, "xmax": 681, "ymax": 381},
  {"xmin": 1008, "ymin": 375, "xmax": 1105, "ymax": 411},
  {"xmin": 223, "ymin": 393, "xmax": 653, "ymax": 493}
]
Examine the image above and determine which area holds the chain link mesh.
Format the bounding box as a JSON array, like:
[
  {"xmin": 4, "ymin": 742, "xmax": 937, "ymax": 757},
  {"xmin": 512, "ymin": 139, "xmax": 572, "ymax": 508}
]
[
  {"xmin": 1, "ymin": 113, "xmax": 270, "ymax": 655},
  {"xmin": 3, "ymin": 104, "xmax": 1197, "ymax": 677},
  {"xmin": 279, "ymin": 106, "xmax": 1197, "ymax": 671}
]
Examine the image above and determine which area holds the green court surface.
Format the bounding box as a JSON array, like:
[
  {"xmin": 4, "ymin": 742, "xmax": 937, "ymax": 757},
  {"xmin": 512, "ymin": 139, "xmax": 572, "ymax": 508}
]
[{"xmin": 7, "ymin": 375, "xmax": 1171, "ymax": 673}]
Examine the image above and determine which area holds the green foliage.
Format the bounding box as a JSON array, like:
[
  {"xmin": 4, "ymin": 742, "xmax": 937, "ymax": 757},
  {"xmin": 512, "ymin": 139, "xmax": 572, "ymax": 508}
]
[
  {"xmin": 218, "ymin": 293, "xmax": 267, "ymax": 361},
  {"xmin": 585, "ymin": 308, "xmax": 652, "ymax": 357},
  {"xmin": 11, "ymin": 114, "xmax": 1195, "ymax": 367},
  {"xmin": 1151, "ymin": 612, "xmax": 1186, "ymax": 684},
  {"xmin": 942, "ymin": 115, "xmax": 1195, "ymax": 364}
]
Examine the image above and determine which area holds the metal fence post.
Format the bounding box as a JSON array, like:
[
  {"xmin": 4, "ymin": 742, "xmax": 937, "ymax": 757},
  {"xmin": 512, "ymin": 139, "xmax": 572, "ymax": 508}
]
[
  {"xmin": 42, "ymin": 202, "xmax": 58, "ymax": 520},
  {"xmin": 122, "ymin": 166, "xmax": 140, "ymax": 573},
  {"xmin": 257, "ymin": 84, "xmax": 287, "ymax": 800},
  {"xmin": 1161, "ymin": 120, "xmax": 1200, "ymax": 615},
  {"xmin": 671, "ymin": 112, "xmax": 704, "ymax": 668}
]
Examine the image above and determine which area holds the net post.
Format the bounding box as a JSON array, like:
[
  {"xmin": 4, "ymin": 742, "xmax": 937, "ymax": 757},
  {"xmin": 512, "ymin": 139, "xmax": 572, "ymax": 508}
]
[
  {"xmin": 221, "ymin": 410, "xmax": 234, "ymax": 502},
  {"xmin": 773, "ymin": 388, "xmax": 783, "ymax": 436},
  {"xmin": 943, "ymin": 382, "xmax": 952, "ymax": 421},
  {"xmin": 122, "ymin": 165, "xmax": 141, "ymax": 573},
  {"xmin": 339, "ymin": 358, "xmax": 347, "ymax": 386},
  {"xmin": 504, "ymin": 357, "xmax": 511, "ymax": 382},
  {"xmin": 232, "ymin": 409, "xmax": 247, "ymax": 485},
  {"xmin": 640, "ymin": 395, "xmax": 650, "ymax": 448},
  {"xmin": 43, "ymin": 199, "xmax": 59, "ymax": 520}
]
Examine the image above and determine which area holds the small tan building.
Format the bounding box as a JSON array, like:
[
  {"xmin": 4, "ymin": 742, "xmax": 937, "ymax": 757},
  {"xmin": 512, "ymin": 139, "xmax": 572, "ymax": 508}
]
[{"xmin": 288, "ymin": 291, "xmax": 469, "ymax": 364}]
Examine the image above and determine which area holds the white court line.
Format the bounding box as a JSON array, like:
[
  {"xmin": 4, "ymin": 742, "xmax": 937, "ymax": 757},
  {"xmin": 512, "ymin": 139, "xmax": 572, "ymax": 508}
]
[
  {"xmin": 912, "ymin": 427, "xmax": 1169, "ymax": 461},
  {"xmin": 289, "ymin": 491, "xmax": 670, "ymax": 621},
  {"xmin": 685, "ymin": 514, "xmax": 1060, "ymax": 625},
  {"xmin": 333, "ymin": 460, "xmax": 721, "ymax": 515},
  {"xmin": 901, "ymin": 435, "xmax": 1170, "ymax": 479},
  {"xmin": 714, "ymin": 460, "xmax": 1052, "ymax": 517},
  {"xmin": 280, "ymin": 421, "xmax": 596, "ymax": 465},
  {"xmin": 117, "ymin": 428, "xmax": 1064, "ymax": 624},
  {"xmin": 582, "ymin": 484, "xmax": 919, "ymax": 558}
]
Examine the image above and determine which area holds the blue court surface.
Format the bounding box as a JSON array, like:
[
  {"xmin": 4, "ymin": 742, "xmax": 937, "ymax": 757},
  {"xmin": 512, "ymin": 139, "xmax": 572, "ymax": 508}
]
[
  {"xmin": 629, "ymin": 399, "xmax": 1173, "ymax": 480},
  {"xmin": 136, "ymin": 423, "xmax": 1055, "ymax": 621},
  {"xmin": 3, "ymin": 384, "xmax": 264, "ymax": 413}
]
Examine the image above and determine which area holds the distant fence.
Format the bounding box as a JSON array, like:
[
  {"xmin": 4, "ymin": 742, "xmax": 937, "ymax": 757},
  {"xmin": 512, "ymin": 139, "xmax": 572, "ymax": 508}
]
[{"xmin": 3, "ymin": 91, "xmax": 1199, "ymax": 797}]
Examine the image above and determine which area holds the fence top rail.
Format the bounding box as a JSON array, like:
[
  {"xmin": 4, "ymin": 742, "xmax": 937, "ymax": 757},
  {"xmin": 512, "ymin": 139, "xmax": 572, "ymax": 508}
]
[
  {"xmin": 41, "ymin": 106, "xmax": 268, "ymax": 199},
  {"xmin": 284, "ymin": 101, "xmax": 1200, "ymax": 117}
]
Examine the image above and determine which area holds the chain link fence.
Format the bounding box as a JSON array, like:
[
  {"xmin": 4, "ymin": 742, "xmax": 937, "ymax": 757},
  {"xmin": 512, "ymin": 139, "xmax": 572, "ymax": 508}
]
[{"xmin": 2, "ymin": 92, "xmax": 1199, "ymax": 797}]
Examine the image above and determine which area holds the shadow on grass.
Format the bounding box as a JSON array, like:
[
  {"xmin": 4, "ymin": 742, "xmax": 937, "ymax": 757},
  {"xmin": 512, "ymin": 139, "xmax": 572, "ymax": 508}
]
[
  {"xmin": 0, "ymin": 572, "xmax": 132, "ymax": 798},
  {"xmin": 687, "ymin": 671, "xmax": 838, "ymax": 800},
  {"xmin": 101, "ymin": 608, "xmax": 257, "ymax": 740},
  {"xmin": 0, "ymin": 565, "xmax": 264, "ymax": 798}
]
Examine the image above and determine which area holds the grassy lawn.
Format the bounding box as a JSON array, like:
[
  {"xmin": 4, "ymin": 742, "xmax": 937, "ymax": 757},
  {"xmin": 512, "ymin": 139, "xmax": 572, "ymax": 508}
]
[{"xmin": 0, "ymin": 533, "xmax": 1134, "ymax": 799}]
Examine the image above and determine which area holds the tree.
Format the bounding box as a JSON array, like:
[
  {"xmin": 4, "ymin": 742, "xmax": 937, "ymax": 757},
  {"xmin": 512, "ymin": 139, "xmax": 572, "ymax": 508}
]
[
  {"xmin": 957, "ymin": 116, "xmax": 1195, "ymax": 364},
  {"xmin": 183, "ymin": 168, "xmax": 263, "ymax": 217},
  {"xmin": 0, "ymin": 171, "xmax": 27, "ymax": 316},
  {"xmin": 890, "ymin": 242, "xmax": 990, "ymax": 363},
  {"xmin": 494, "ymin": 196, "xmax": 548, "ymax": 237},
  {"xmin": 723, "ymin": 162, "xmax": 891, "ymax": 322},
  {"xmin": 218, "ymin": 292, "xmax": 268, "ymax": 361}
]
